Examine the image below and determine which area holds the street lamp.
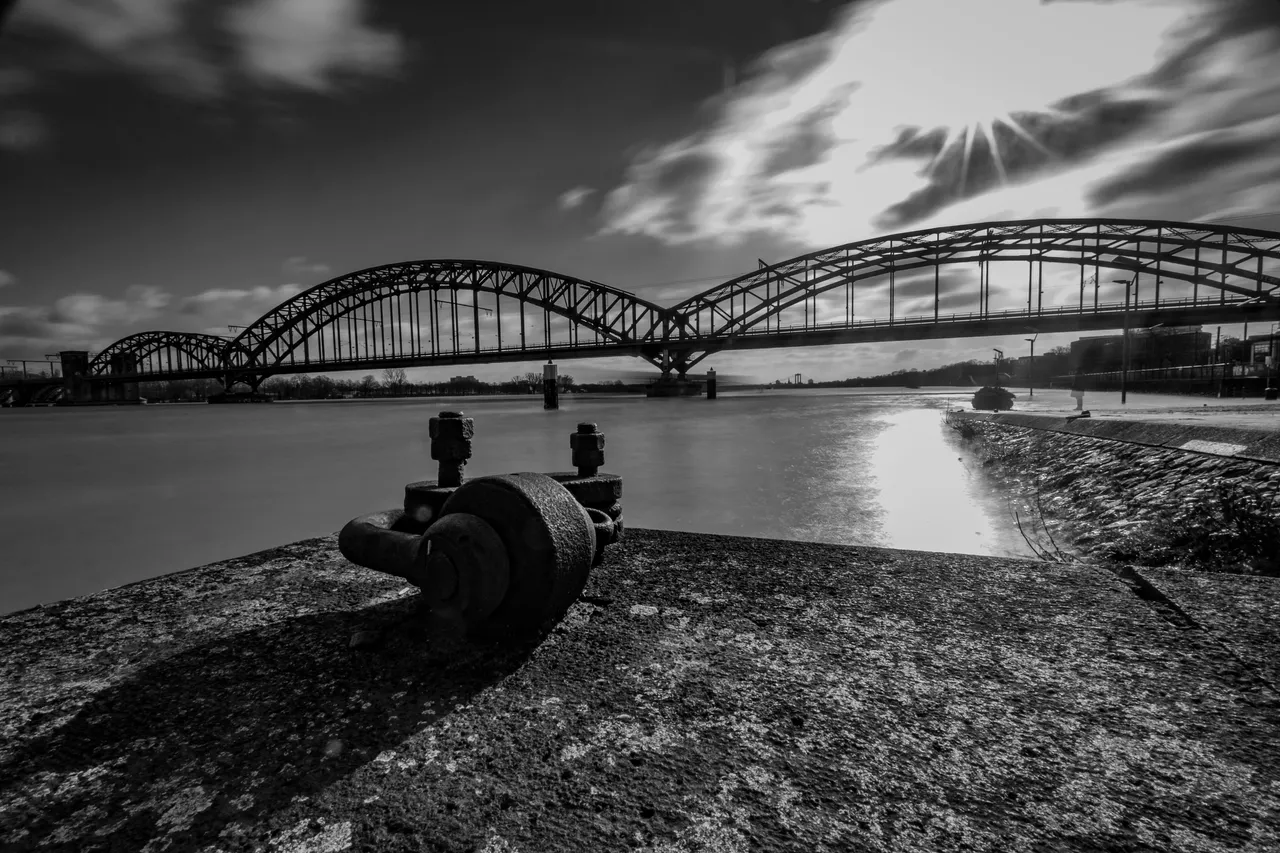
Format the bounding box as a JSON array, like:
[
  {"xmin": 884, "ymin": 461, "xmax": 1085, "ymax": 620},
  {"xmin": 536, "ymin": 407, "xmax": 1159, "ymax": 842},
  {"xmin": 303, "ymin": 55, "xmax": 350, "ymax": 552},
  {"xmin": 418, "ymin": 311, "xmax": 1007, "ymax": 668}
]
[
  {"xmin": 1268, "ymin": 321, "xmax": 1279, "ymax": 400},
  {"xmin": 1024, "ymin": 328, "xmax": 1038, "ymax": 398},
  {"xmin": 992, "ymin": 348, "xmax": 1003, "ymax": 388},
  {"xmin": 1113, "ymin": 277, "xmax": 1135, "ymax": 404}
]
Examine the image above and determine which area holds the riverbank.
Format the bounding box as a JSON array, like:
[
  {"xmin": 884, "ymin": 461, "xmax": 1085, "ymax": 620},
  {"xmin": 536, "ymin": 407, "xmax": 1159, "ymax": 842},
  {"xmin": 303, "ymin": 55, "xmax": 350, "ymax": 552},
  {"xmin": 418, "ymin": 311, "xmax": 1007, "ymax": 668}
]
[
  {"xmin": 2, "ymin": 529, "xmax": 1277, "ymax": 852},
  {"xmin": 950, "ymin": 406, "xmax": 1280, "ymax": 576}
]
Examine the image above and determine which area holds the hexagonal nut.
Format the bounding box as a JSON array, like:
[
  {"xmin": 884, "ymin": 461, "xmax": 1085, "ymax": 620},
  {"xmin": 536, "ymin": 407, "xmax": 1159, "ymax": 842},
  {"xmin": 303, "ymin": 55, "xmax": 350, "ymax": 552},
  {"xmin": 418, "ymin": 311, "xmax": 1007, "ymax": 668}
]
[
  {"xmin": 569, "ymin": 432, "xmax": 605, "ymax": 452},
  {"xmin": 429, "ymin": 416, "xmax": 475, "ymax": 442},
  {"xmin": 430, "ymin": 438, "xmax": 473, "ymax": 461},
  {"xmin": 572, "ymin": 448, "xmax": 605, "ymax": 469}
]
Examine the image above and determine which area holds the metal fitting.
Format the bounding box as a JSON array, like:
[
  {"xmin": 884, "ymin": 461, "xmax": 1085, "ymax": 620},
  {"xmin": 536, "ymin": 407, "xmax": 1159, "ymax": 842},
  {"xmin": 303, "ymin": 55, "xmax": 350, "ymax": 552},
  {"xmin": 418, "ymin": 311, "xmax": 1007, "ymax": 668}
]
[
  {"xmin": 570, "ymin": 422, "xmax": 605, "ymax": 477},
  {"xmin": 429, "ymin": 410, "xmax": 473, "ymax": 487},
  {"xmin": 339, "ymin": 473, "xmax": 618, "ymax": 640},
  {"xmin": 338, "ymin": 413, "xmax": 624, "ymax": 642}
]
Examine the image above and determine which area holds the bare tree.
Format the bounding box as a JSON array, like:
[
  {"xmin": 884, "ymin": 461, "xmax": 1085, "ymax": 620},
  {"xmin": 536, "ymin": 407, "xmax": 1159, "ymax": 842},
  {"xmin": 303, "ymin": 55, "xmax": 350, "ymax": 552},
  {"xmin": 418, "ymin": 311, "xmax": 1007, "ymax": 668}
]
[{"xmin": 382, "ymin": 367, "xmax": 408, "ymax": 389}]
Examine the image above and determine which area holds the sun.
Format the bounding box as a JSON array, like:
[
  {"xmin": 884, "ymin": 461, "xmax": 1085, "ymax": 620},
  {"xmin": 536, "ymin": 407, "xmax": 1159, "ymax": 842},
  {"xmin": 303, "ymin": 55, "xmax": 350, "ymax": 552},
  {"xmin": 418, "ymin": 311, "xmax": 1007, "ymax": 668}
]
[
  {"xmin": 832, "ymin": 0, "xmax": 1196, "ymax": 192},
  {"xmin": 926, "ymin": 112, "xmax": 1060, "ymax": 193}
]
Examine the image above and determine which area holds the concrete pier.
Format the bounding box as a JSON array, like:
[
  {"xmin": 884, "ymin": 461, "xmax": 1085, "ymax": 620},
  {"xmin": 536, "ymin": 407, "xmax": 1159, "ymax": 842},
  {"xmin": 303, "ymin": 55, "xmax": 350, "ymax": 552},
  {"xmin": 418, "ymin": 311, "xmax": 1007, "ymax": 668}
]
[{"xmin": 2, "ymin": 530, "xmax": 1277, "ymax": 851}]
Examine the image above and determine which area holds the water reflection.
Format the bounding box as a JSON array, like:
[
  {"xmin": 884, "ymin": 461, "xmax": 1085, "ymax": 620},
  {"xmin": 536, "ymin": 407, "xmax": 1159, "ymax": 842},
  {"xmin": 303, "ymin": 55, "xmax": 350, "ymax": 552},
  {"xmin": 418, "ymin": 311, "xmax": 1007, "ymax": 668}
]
[
  {"xmin": 1, "ymin": 389, "xmax": 1032, "ymax": 612},
  {"xmin": 868, "ymin": 405, "xmax": 1029, "ymax": 558}
]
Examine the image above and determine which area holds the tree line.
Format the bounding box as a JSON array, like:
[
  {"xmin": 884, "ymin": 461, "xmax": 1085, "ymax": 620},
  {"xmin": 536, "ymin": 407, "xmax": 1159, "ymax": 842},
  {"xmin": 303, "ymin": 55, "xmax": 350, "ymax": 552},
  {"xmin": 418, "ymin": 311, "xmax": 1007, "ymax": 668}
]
[
  {"xmin": 774, "ymin": 347, "xmax": 1074, "ymax": 389},
  {"xmin": 137, "ymin": 369, "xmax": 645, "ymax": 402}
]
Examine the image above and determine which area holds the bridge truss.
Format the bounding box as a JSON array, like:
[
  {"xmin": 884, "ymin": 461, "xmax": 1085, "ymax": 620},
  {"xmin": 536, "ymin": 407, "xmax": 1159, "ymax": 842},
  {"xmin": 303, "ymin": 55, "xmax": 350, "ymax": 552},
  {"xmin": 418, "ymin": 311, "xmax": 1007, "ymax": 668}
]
[
  {"xmin": 88, "ymin": 331, "xmax": 232, "ymax": 379},
  {"xmin": 218, "ymin": 260, "xmax": 671, "ymax": 386},
  {"xmin": 77, "ymin": 219, "xmax": 1280, "ymax": 386},
  {"xmin": 667, "ymin": 219, "xmax": 1280, "ymax": 372}
]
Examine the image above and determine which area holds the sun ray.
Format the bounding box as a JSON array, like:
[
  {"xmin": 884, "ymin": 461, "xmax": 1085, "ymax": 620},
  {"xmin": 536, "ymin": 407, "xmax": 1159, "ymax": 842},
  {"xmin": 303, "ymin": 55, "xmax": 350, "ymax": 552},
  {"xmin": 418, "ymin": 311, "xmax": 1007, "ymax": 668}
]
[
  {"xmin": 979, "ymin": 121, "xmax": 1009, "ymax": 185},
  {"xmin": 958, "ymin": 125, "xmax": 976, "ymax": 195},
  {"xmin": 995, "ymin": 114, "xmax": 1057, "ymax": 159},
  {"xmin": 926, "ymin": 127, "xmax": 966, "ymax": 177}
]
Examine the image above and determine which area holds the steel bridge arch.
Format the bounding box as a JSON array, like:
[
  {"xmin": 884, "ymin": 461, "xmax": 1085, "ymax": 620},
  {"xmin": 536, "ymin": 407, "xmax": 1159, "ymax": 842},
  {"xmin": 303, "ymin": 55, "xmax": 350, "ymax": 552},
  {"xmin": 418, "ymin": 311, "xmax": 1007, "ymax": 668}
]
[
  {"xmin": 225, "ymin": 260, "xmax": 672, "ymax": 373},
  {"xmin": 670, "ymin": 219, "xmax": 1280, "ymax": 344},
  {"xmin": 88, "ymin": 331, "xmax": 232, "ymax": 376}
]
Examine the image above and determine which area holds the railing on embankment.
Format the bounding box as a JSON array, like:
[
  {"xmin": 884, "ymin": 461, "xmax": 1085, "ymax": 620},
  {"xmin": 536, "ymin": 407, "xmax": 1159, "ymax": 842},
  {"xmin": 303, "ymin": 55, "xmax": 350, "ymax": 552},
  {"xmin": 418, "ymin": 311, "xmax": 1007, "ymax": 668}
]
[{"xmin": 1050, "ymin": 364, "xmax": 1278, "ymax": 397}]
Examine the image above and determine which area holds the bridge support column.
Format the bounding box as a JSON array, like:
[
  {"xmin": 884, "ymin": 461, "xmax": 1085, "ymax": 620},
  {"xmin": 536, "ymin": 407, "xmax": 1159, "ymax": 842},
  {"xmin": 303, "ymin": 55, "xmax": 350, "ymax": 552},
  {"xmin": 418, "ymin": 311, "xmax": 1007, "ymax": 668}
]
[
  {"xmin": 107, "ymin": 353, "xmax": 139, "ymax": 402},
  {"xmin": 707, "ymin": 368, "xmax": 717, "ymax": 400},
  {"xmin": 59, "ymin": 351, "xmax": 92, "ymax": 404},
  {"xmin": 543, "ymin": 362, "xmax": 558, "ymax": 410}
]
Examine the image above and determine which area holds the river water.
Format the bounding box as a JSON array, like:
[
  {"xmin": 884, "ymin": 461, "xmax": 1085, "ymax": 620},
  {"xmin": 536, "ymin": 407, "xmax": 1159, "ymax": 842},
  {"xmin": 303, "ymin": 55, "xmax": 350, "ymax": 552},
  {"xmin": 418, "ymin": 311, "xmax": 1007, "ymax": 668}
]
[{"xmin": 0, "ymin": 388, "xmax": 1033, "ymax": 614}]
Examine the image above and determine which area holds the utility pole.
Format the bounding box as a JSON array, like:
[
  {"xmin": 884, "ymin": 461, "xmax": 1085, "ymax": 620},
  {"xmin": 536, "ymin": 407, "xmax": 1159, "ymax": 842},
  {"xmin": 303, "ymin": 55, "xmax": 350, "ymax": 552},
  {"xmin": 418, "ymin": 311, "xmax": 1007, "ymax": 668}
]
[
  {"xmin": 1113, "ymin": 277, "xmax": 1134, "ymax": 404},
  {"xmin": 1215, "ymin": 326, "xmax": 1222, "ymax": 397},
  {"xmin": 1024, "ymin": 328, "xmax": 1038, "ymax": 398}
]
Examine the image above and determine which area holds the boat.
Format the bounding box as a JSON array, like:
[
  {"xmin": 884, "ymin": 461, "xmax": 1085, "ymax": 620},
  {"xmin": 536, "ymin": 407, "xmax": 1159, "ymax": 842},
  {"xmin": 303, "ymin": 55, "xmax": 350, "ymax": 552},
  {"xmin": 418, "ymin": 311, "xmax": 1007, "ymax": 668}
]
[{"xmin": 971, "ymin": 385, "xmax": 1015, "ymax": 411}]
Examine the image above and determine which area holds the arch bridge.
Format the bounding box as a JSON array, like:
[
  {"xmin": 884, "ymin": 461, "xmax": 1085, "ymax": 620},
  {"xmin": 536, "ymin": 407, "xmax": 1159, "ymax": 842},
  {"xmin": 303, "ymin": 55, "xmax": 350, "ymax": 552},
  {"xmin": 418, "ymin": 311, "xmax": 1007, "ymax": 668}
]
[{"xmin": 48, "ymin": 218, "xmax": 1280, "ymax": 396}]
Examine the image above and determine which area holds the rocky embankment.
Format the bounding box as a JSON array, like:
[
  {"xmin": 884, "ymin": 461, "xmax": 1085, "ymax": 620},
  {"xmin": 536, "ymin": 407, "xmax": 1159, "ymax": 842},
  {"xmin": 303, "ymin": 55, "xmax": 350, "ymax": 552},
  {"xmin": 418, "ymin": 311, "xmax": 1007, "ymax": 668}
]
[{"xmin": 958, "ymin": 418, "xmax": 1280, "ymax": 575}]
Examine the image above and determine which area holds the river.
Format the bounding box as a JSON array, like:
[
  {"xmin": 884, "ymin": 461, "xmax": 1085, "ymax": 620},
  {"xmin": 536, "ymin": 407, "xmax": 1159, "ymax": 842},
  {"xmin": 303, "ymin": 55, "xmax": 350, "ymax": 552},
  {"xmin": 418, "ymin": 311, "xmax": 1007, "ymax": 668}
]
[{"xmin": 0, "ymin": 388, "xmax": 1033, "ymax": 614}]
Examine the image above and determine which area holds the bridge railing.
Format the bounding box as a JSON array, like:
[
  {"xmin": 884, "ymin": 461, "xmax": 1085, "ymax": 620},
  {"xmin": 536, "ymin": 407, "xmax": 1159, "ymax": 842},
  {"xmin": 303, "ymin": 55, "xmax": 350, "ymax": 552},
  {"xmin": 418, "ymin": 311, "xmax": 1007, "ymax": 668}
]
[{"xmin": 729, "ymin": 295, "xmax": 1256, "ymax": 337}]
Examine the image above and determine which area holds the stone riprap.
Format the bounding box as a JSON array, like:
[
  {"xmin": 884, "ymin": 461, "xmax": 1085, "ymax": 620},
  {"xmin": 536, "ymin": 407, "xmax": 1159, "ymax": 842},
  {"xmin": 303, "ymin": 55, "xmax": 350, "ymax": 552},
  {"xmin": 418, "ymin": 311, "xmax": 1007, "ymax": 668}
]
[
  {"xmin": 951, "ymin": 412, "xmax": 1280, "ymax": 573},
  {"xmin": 964, "ymin": 411, "xmax": 1280, "ymax": 464},
  {"xmin": 2, "ymin": 530, "xmax": 1278, "ymax": 852}
]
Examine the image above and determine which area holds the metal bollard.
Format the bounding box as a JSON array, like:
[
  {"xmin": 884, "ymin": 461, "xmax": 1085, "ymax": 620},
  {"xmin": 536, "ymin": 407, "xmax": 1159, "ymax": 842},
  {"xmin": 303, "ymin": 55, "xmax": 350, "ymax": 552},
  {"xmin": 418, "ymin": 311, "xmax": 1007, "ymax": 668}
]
[
  {"xmin": 570, "ymin": 422, "xmax": 604, "ymax": 477},
  {"xmin": 338, "ymin": 413, "xmax": 623, "ymax": 641},
  {"xmin": 429, "ymin": 411, "xmax": 473, "ymax": 487}
]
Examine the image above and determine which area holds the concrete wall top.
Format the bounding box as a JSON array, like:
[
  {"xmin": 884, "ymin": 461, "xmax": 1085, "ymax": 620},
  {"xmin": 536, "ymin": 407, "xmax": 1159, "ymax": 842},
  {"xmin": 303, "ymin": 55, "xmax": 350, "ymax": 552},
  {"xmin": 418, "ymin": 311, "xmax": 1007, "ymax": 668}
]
[
  {"xmin": 2, "ymin": 529, "xmax": 1277, "ymax": 850},
  {"xmin": 957, "ymin": 410, "xmax": 1280, "ymax": 464}
]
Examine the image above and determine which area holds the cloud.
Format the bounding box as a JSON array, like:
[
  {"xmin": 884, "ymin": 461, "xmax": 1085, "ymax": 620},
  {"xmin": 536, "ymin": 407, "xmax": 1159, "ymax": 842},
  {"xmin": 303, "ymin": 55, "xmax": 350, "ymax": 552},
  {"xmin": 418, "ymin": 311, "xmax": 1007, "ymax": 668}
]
[
  {"xmin": 0, "ymin": 271, "xmax": 14, "ymax": 288},
  {"xmin": 225, "ymin": 0, "xmax": 403, "ymax": 92},
  {"xmin": 1086, "ymin": 127, "xmax": 1279, "ymax": 209},
  {"xmin": 0, "ymin": 110, "xmax": 49, "ymax": 151},
  {"xmin": 558, "ymin": 186, "xmax": 596, "ymax": 211},
  {"xmin": 0, "ymin": 284, "xmax": 173, "ymax": 351},
  {"xmin": 0, "ymin": 68, "xmax": 38, "ymax": 98},
  {"xmin": 10, "ymin": 0, "xmax": 222, "ymax": 97},
  {"xmin": 0, "ymin": 307, "xmax": 55, "ymax": 340},
  {"xmin": 282, "ymin": 256, "xmax": 331, "ymax": 276},
  {"xmin": 0, "ymin": 280, "xmax": 311, "ymax": 355},
  {"xmin": 599, "ymin": 0, "xmax": 1280, "ymax": 254},
  {"xmin": 9, "ymin": 0, "xmax": 404, "ymax": 98},
  {"xmin": 49, "ymin": 285, "xmax": 171, "ymax": 327},
  {"xmin": 893, "ymin": 348, "xmax": 920, "ymax": 364},
  {"xmin": 177, "ymin": 283, "xmax": 304, "ymax": 333}
]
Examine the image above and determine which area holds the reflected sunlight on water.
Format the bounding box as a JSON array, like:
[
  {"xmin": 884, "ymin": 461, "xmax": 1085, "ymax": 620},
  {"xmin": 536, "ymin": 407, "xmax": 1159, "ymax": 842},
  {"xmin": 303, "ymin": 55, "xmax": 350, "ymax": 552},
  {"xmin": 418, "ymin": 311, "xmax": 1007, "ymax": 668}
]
[
  {"xmin": 868, "ymin": 406, "xmax": 1027, "ymax": 558},
  {"xmin": 1, "ymin": 389, "xmax": 1032, "ymax": 613}
]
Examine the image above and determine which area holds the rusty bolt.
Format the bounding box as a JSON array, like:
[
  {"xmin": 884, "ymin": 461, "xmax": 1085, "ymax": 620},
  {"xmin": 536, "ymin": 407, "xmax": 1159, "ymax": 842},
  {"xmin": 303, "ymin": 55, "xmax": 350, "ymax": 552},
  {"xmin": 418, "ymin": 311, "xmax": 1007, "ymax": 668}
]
[
  {"xmin": 570, "ymin": 422, "xmax": 605, "ymax": 477},
  {"xmin": 429, "ymin": 411, "xmax": 474, "ymax": 487}
]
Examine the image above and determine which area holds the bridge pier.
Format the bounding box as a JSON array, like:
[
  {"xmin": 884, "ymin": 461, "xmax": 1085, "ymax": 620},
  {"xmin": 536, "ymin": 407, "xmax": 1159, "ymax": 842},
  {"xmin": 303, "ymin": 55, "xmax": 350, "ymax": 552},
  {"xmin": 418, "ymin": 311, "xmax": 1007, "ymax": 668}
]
[
  {"xmin": 95, "ymin": 353, "xmax": 140, "ymax": 403},
  {"xmin": 58, "ymin": 351, "xmax": 93, "ymax": 404},
  {"xmin": 543, "ymin": 363, "xmax": 558, "ymax": 410}
]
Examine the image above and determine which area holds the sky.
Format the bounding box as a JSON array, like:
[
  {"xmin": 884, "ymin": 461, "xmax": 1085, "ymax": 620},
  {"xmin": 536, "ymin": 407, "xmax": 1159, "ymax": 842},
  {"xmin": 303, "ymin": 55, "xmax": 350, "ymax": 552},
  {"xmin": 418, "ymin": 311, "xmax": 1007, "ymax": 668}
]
[{"xmin": 3, "ymin": 0, "xmax": 1280, "ymax": 384}]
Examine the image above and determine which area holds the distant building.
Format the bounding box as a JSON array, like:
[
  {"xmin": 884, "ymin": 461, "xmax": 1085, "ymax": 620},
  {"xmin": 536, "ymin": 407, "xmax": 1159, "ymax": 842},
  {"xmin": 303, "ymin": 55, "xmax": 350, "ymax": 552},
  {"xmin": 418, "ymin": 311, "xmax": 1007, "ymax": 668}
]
[
  {"xmin": 1070, "ymin": 326, "xmax": 1211, "ymax": 372},
  {"xmin": 1245, "ymin": 333, "xmax": 1280, "ymax": 365}
]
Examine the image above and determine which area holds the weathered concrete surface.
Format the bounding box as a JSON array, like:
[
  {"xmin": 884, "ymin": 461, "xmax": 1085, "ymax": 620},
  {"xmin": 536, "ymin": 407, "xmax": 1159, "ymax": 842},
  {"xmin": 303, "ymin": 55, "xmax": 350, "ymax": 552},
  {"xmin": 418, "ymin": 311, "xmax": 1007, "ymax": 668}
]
[
  {"xmin": 1138, "ymin": 567, "xmax": 1280, "ymax": 691},
  {"xmin": 955, "ymin": 410, "xmax": 1280, "ymax": 463},
  {"xmin": 2, "ymin": 530, "xmax": 1278, "ymax": 852}
]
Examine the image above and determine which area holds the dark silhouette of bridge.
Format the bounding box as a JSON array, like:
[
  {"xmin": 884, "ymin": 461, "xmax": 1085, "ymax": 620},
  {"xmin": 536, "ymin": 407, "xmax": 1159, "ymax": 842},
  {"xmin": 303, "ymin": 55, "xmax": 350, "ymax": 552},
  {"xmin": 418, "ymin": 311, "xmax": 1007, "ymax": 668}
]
[{"xmin": 4, "ymin": 218, "xmax": 1279, "ymax": 405}]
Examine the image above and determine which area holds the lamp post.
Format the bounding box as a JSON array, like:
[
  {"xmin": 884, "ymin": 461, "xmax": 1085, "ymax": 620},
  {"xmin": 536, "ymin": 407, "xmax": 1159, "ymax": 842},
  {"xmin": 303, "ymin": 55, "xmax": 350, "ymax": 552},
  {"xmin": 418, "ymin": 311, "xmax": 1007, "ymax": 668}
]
[
  {"xmin": 1268, "ymin": 321, "xmax": 1279, "ymax": 400},
  {"xmin": 1112, "ymin": 277, "xmax": 1134, "ymax": 404},
  {"xmin": 1024, "ymin": 329, "xmax": 1038, "ymax": 398},
  {"xmin": 992, "ymin": 348, "xmax": 1003, "ymax": 388}
]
